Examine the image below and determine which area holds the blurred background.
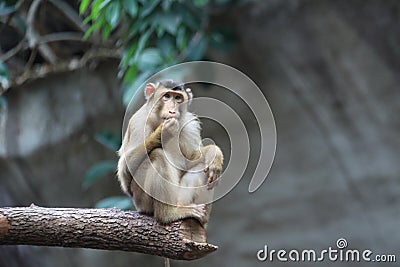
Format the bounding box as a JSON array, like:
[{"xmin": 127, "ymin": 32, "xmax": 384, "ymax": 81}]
[{"xmin": 1, "ymin": 0, "xmax": 399, "ymax": 266}]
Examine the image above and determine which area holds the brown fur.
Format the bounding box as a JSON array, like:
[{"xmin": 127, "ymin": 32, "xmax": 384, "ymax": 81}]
[{"xmin": 117, "ymin": 81, "xmax": 223, "ymax": 226}]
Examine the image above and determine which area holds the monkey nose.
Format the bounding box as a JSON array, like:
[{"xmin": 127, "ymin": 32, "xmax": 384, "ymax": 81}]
[{"xmin": 169, "ymin": 111, "xmax": 176, "ymax": 114}]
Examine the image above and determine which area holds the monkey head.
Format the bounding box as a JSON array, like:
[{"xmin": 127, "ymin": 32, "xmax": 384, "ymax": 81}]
[{"xmin": 145, "ymin": 80, "xmax": 193, "ymax": 123}]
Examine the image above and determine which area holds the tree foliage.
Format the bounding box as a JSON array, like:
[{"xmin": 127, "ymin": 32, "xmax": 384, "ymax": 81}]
[
  {"xmin": 79, "ymin": 0, "xmax": 235, "ymax": 105},
  {"xmin": 0, "ymin": 0, "xmax": 236, "ymax": 208}
]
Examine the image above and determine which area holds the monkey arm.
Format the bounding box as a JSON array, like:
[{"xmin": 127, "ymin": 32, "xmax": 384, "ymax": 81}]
[
  {"xmin": 117, "ymin": 125, "xmax": 164, "ymax": 196},
  {"xmin": 117, "ymin": 125, "xmax": 162, "ymax": 196},
  {"xmin": 186, "ymin": 145, "xmax": 223, "ymax": 168},
  {"xmin": 201, "ymin": 145, "xmax": 223, "ymax": 189},
  {"xmin": 124, "ymin": 125, "xmax": 163, "ymax": 173},
  {"xmin": 180, "ymin": 144, "xmax": 223, "ymax": 191},
  {"xmin": 202, "ymin": 145, "xmax": 223, "ymax": 166},
  {"xmin": 118, "ymin": 117, "xmax": 182, "ymax": 198}
]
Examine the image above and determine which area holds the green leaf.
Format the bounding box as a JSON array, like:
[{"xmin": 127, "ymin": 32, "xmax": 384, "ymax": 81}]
[
  {"xmin": 99, "ymin": 0, "xmax": 112, "ymax": 10},
  {"xmin": 132, "ymin": 29, "xmax": 152, "ymax": 62},
  {"xmin": 79, "ymin": 0, "xmax": 90, "ymax": 15},
  {"xmin": 175, "ymin": 4, "xmax": 199, "ymax": 30},
  {"xmin": 4, "ymin": 0, "xmax": 18, "ymax": 6},
  {"xmin": 102, "ymin": 23, "xmax": 112, "ymax": 41},
  {"xmin": 125, "ymin": 19, "xmax": 150, "ymax": 40},
  {"xmin": 123, "ymin": 64, "xmax": 137, "ymax": 83},
  {"xmin": 83, "ymin": 15, "xmax": 105, "ymax": 39},
  {"xmin": 126, "ymin": 20, "xmax": 142, "ymax": 39},
  {"xmin": 122, "ymin": 70, "xmax": 153, "ymax": 106},
  {"xmin": 0, "ymin": 2, "xmax": 16, "ymax": 16},
  {"xmin": 193, "ymin": 0, "xmax": 209, "ymax": 7},
  {"xmin": 12, "ymin": 14, "xmax": 26, "ymax": 33},
  {"xmin": 123, "ymin": 0, "xmax": 138, "ymax": 18},
  {"xmin": 0, "ymin": 61, "xmax": 10, "ymax": 90},
  {"xmin": 156, "ymin": 26, "xmax": 165, "ymax": 38},
  {"xmin": 0, "ymin": 96, "xmax": 7, "ymax": 113},
  {"xmin": 95, "ymin": 196, "xmax": 133, "ymax": 210},
  {"xmin": 94, "ymin": 131, "xmax": 121, "ymax": 151},
  {"xmin": 121, "ymin": 42, "xmax": 138, "ymax": 71},
  {"xmin": 91, "ymin": 0, "xmax": 103, "ymax": 19},
  {"xmin": 0, "ymin": 62, "xmax": 9, "ymax": 80},
  {"xmin": 209, "ymin": 28, "xmax": 237, "ymax": 51},
  {"xmin": 82, "ymin": 14, "xmax": 93, "ymax": 25},
  {"xmin": 138, "ymin": 19, "xmax": 151, "ymax": 33},
  {"xmin": 157, "ymin": 35, "xmax": 174, "ymax": 57},
  {"xmin": 139, "ymin": 0, "xmax": 160, "ymax": 18},
  {"xmin": 186, "ymin": 36, "xmax": 208, "ymax": 61},
  {"xmin": 176, "ymin": 26, "xmax": 187, "ymax": 51},
  {"xmin": 83, "ymin": 161, "xmax": 117, "ymax": 189},
  {"xmin": 157, "ymin": 13, "xmax": 181, "ymax": 35},
  {"xmin": 83, "ymin": 24, "xmax": 95, "ymax": 39},
  {"xmin": 137, "ymin": 48, "xmax": 163, "ymax": 70},
  {"xmin": 161, "ymin": 0, "xmax": 172, "ymax": 11},
  {"xmin": 105, "ymin": 1, "xmax": 122, "ymax": 29}
]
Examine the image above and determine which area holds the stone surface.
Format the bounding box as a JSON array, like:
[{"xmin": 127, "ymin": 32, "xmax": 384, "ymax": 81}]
[{"xmin": 0, "ymin": 61, "xmax": 124, "ymax": 207}]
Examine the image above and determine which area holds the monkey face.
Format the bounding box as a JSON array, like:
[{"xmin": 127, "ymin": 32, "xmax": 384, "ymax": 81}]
[
  {"xmin": 159, "ymin": 90, "xmax": 186, "ymax": 121},
  {"xmin": 145, "ymin": 81, "xmax": 192, "ymax": 124}
]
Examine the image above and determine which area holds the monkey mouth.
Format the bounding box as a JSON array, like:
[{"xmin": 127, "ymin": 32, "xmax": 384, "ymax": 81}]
[
  {"xmin": 161, "ymin": 115, "xmax": 179, "ymax": 121},
  {"xmin": 162, "ymin": 116, "xmax": 179, "ymax": 120}
]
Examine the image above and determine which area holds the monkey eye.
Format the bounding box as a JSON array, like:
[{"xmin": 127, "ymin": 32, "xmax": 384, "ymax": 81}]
[
  {"xmin": 175, "ymin": 95, "xmax": 183, "ymax": 103},
  {"xmin": 163, "ymin": 93, "xmax": 171, "ymax": 101}
]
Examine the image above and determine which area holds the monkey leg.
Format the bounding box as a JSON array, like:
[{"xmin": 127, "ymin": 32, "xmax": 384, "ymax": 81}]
[
  {"xmin": 146, "ymin": 148, "xmax": 208, "ymax": 225},
  {"xmin": 117, "ymin": 153, "xmax": 153, "ymax": 214},
  {"xmin": 179, "ymin": 167, "xmax": 214, "ymax": 227},
  {"xmin": 116, "ymin": 157, "xmax": 133, "ymax": 196},
  {"xmin": 128, "ymin": 158, "xmax": 155, "ymax": 215}
]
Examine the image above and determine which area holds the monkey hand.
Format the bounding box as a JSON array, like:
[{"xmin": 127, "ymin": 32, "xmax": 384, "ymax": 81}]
[
  {"xmin": 205, "ymin": 160, "xmax": 222, "ymax": 190},
  {"xmin": 202, "ymin": 146, "xmax": 223, "ymax": 190},
  {"xmin": 163, "ymin": 118, "xmax": 179, "ymax": 134}
]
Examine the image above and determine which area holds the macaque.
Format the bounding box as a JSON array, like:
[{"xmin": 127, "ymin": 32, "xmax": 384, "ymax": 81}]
[{"xmin": 117, "ymin": 80, "xmax": 223, "ymax": 226}]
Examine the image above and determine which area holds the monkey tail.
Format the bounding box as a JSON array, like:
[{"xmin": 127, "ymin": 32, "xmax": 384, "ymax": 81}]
[{"xmin": 164, "ymin": 257, "xmax": 171, "ymax": 267}]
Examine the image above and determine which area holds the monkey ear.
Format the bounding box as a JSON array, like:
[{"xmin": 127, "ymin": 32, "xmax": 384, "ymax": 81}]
[
  {"xmin": 145, "ymin": 83, "xmax": 157, "ymax": 100},
  {"xmin": 186, "ymin": 88, "xmax": 193, "ymax": 105}
]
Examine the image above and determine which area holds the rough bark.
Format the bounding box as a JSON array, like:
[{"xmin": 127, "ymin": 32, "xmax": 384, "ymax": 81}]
[{"xmin": 0, "ymin": 205, "xmax": 217, "ymax": 260}]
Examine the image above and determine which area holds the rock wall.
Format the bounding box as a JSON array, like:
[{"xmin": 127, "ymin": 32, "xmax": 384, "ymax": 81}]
[
  {"xmin": 0, "ymin": 61, "xmax": 123, "ymax": 207},
  {"xmin": 198, "ymin": 1, "xmax": 400, "ymax": 266},
  {"xmin": 0, "ymin": 60, "xmax": 134, "ymax": 267}
]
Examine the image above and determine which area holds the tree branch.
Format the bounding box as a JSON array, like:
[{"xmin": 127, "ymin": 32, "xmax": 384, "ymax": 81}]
[
  {"xmin": 48, "ymin": 0, "xmax": 89, "ymax": 32},
  {"xmin": 26, "ymin": 0, "xmax": 58, "ymax": 64},
  {"xmin": 38, "ymin": 32, "xmax": 84, "ymax": 44},
  {"xmin": 0, "ymin": 39, "xmax": 27, "ymax": 62},
  {"xmin": 0, "ymin": 32, "xmax": 87, "ymax": 62},
  {"xmin": 0, "ymin": 206, "xmax": 217, "ymax": 260}
]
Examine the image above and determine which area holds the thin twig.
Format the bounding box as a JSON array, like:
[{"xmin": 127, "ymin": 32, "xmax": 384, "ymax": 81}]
[
  {"xmin": 9, "ymin": 48, "xmax": 120, "ymax": 88},
  {"xmin": 0, "ymin": 39, "xmax": 27, "ymax": 62},
  {"xmin": 26, "ymin": 0, "xmax": 58, "ymax": 64},
  {"xmin": 38, "ymin": 32, "xmax": 84, "ymax": 44},
  {"xmin": 0, "ymin": 0, "xmax": 24, "ymax": 33},
  {"xmin": 48, "ymin": 0, "xmax": 88, "ymax": 32},
  {"xmin": 0, "ymin": 32, "xmax": 85, "ymax": 62},
  {"xmin": 24, "ymin": 47, "xmax": 37, "ymax": 71}
]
